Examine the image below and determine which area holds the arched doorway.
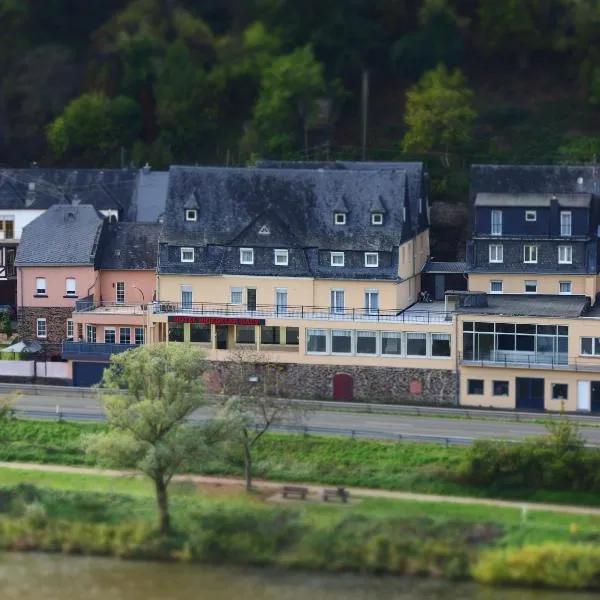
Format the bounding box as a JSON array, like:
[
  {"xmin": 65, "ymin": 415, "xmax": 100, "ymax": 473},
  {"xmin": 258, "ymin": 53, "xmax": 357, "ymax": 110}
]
[{"xmin": 333, "ymin": 373, "xmax": 354, "ymax": 401}]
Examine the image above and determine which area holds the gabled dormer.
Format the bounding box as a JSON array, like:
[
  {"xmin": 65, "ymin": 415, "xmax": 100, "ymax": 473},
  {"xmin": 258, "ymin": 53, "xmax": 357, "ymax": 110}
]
[
  {"xmin": 332, "ymin": 195, "xmax": 349, "ymax": 225},
  {"xmin": 370, "ymin": 195, "xmax": 386, "ymax": 225},
  {"xmin": 183, "ymin": 192, "xmax": 199, "ymax": 222}
]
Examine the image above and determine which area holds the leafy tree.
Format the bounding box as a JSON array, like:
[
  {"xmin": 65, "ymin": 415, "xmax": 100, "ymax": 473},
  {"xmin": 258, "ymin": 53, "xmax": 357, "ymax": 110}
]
[
  {"xmin": 217, "ymin": 349, "xmax": 305, "ymax": 490},
  {"xmin": 85, "ymin": 343, "xmax": 221, "ymax": 534},
  {"xmin": 243, "ymin": 45, "xmax": 325, "ymax": 157},
  {"xmin": 46, "ymin": 92, "xmax": 141, "ymax": 166},
  {"xmin": 556, "ymin": 135, "xmax": 600, "ymax": 164},
  {"xmin": 402, "ymin": 64, "xmax": 477, "ymax": 166},
  {"xmin": 0, "ymin": 310, "xmax": 11, "ymax": 338}
]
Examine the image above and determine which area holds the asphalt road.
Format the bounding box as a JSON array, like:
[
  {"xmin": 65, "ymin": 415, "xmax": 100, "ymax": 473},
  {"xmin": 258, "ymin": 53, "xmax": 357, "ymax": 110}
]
[{"xmin": 12, "ymin": 392, "xmax": 600, "ymax": 444}]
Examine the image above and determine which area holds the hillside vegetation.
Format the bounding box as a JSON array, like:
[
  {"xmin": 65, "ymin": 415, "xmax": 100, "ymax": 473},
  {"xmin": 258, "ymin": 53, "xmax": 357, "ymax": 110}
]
[{"xmin": 2, "ymin": 1, "xmax": 600, "ymax": 210}]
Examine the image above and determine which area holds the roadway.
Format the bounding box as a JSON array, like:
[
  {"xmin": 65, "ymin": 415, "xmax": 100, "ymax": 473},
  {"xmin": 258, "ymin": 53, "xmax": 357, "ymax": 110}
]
[{"xmin": 11, "ymin": 392, "xmax": 600, "ymax": 445}]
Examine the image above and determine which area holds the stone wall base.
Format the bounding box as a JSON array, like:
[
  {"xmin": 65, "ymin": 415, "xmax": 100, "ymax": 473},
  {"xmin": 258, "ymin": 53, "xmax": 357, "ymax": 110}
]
[
  {"xmin": 18, "ymin": 307, "xmax": 73, "ymax": 357},
  {"xmin": 209, "ymin": 361, "xmax": 458, "ymax": 405}
]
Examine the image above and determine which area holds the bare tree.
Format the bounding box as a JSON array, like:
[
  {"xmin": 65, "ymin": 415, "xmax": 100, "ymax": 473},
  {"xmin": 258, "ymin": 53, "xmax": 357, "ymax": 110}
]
[{"xmin": 217, "ymin": 348, "xmax": 306, "ymax": 490}]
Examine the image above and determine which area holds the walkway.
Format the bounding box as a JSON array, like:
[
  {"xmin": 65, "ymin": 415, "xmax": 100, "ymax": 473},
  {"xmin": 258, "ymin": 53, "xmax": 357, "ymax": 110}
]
[{"xmin": 3, "ymin": 461, "xmax": 600, "ymax": 517}]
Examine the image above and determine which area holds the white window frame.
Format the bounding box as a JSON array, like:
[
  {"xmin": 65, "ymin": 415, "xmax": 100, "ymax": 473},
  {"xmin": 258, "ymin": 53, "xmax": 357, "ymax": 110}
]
[
  {"xmin": 134, "ymin": 327, "xmax": 145, "ymax": 345},
  {"xmin": 559, "ymin": 281, "xmax": 572, "ymax": 295},
  {"xmin": 490, "ymin": 280, "xmax": 503, "ymax": 294},
  {"xmin": 180, "ymin": 247, "xmax": 194, "ymax": 263},
  {"xmin": 240, "ymin": 248, "xmax": 254, "ymax": 265},
  {"xmin": 491, "ymin": 210, "xmax": 502, "ymax": 235},
  {"xmin": 523, "ymin": 245, "xmax": 538, "ymax": 264},
  {"xmin": 330, "ymin": 252, "xmax": 345, "ymax": 267},
  {"xmin": 524, "ymin": 280, "xmax": 538, "ymax": 294},
  {"xmin": 274, "ymin": 249, "xmax": 289, "ymax": 266},
  {"xmin": 66, "ymin": 319, "xmax": 74, "ymax": 341},
  {"xmin": 489, "ymin": 244, "xmax": 503, "ymax": 263},
  {"xmin": 381, "ymin": 331, "xmax": 402, "ymax": 356},
  {"xmin": 334, "ymin": 212, "xmax": 346, "ymax": 225},
  {"xmin": 356, "ymin": 330, "xmax": 377, "ymax": 355},
  {"xmin": 119, "ymin": 327, "xmax": 131, "ymax": 345},
  {"xmin": 306, "ymin": 328, "xmax": 328, "ymax": 354},
  {"xmin": 406, "ymin": 332, "xmax": 427, "ymax": 358},
  {"xmin": 331, "ymin": 329, "xmax": 353, "ymax": 355},
  {"xmin": 330, "ymin": 289, "xmax": 345, "ymax": 314},
  {"xmin": 525, "ymin": 210, "xmax": 537, "ymax": 221},
  {"xmin": 181, "ymin": 285, "xmax": 193, "ymax": 309},
  {"xmin": 36, "ymin": 318, "xmax": 47, "ymax": 339},
  {"xmin": 35, "ymin": 277, "xmax": 47, "ymax": 295},
  {"xmin": 365, "ymin": 289, "xmax": 379, "ymax": 315},
  {"xmin": 275, "ymin": 288, "xmax": 288, "ymax": 313},
  {"xmin": 365, "ymin": 252, "xmax": 379, "ymax": 267},
  {"xmin": 185, "ymin": 209, "xmax": 197, "ymax": 222},
  {"xmin": 560, "ymin": 211, "xmax": 572, "ymax": 237},
  {"xmin": 371, "ymin": 213, "xmax": 383, "ymax": 225},
  {"xmin": 86, "ymin": 324, "xmax": 97, "ymax": 343},
  {"xmin": 230, "ymin": 287, "xmax": 243, "ymax": 305},
  {"xmin": 558, "ymin": 245, "xmax": 572, "ymax": 264},
  {"xmin": 581, "ymin": 337, "xmax": 600, "ymax": 356},
  {"xmin": 116, "ymin": 281, "xmax": 125, "ymax": 304},
  {"xmin": 430, "ymin": 333, "xmax": 452, "ymax": 358},
  {"xmin": 65, "ymin": 278, "xmax": 76, "ymax": 297},
  {"xmin": 104, "ymin": 327, "xmax": 116, "ymax": 344}
]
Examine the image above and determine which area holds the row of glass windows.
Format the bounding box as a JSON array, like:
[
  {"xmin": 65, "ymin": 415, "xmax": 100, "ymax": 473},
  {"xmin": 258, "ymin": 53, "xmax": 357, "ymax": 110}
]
[
  {"xmin": 86, "ymin": 326, "xmax": 145, "ymax": 345},
  {"xmin": 467, "ymin": 379, "xmax": 568, "ymax": 400},
  {"xmin": 306, "ymin": 329, "xmax": 451, "ymax": 358},
  {"xmin": 489, "ymin": 280, "xmax": 572, "ymax": 295},
  {"xmin": 167, "ymin": 323, "xmax": 300, "ymax": 346},
  {"xmin": 490, "ymin": 209, "xmax": 572, "ymax": 236},
  {"xmin": 488, "ymin": 243, "xmax": 573, "ymax": 264}
]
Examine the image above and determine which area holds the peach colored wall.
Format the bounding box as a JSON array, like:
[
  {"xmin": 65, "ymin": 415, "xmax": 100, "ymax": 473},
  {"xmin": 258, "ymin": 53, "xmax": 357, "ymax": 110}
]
[
  {"xmin": 468, "ymin": 273, "xmax": 593, "ymax": 296},
  {"xmin": 313, "ymin": 279, "xmax": 398, "ymax": 311},
  {"xmin": 71, "ymin": 313, "xmax": 146, "ymax": 328},
  {"xmin": 17, "ymin": 266, "xmax": 97, "ymax": 308},
  {"xmin": 98, "ymin": 270, "xmax": 156, "ymax": 305}
]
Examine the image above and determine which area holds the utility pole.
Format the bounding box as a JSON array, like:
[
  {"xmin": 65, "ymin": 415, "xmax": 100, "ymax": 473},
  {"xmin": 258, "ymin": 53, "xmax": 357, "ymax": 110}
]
[{"xmin": 361, "ymin": 69, "xmax": 369, "ymax": 161}]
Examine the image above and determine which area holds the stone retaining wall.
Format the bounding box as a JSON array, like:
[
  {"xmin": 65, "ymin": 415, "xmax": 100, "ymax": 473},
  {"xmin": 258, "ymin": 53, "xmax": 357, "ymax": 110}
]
[{"xmin": 18, "ymin": 306, "xmax": 73, "ymax": 357}]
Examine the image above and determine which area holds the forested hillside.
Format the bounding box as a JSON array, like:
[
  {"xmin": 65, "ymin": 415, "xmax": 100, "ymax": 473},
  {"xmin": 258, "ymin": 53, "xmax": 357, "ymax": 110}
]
[{"xmin": 2, "ymin": 0, "xmax": 600, "ymax": 209}]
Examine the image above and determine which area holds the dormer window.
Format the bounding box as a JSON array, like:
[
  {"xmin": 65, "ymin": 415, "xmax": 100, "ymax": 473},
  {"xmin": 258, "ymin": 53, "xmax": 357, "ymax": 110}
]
[
  {"xmin": 371, "ymin": 213, "xmax": 383, "ymax": 225},
  {"xmin": 185, "ymin": 209, "xmax": 197, "ymax": 222},
  {"xmin": 525, "ymin": 210, "xmax": 537, "ymax": 221},
  {"xmin": 365, "ymin": 252, "xmax": 379, "ymax": 267},
  {"xmin": 240, "ymin": 248, "xmax": 254, "ymax": 265},
  {"xmin": 330, "ymin": 252, "xmax": 345, "ymax": 267},
  {"xmin": 180, "ymin": 247, "xmax": 194, "ymax": 262},
  {"xmin": 274, "ymin": 249, "xmax": 288, "ymax": 266},
  {"xmin": 334, "ymin": 212, "xmax": 346, "ymax": 225}
]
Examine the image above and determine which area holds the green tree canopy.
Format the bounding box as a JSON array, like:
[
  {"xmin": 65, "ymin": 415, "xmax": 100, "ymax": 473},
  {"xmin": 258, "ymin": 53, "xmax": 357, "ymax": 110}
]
[
  {"xmin": 85, "ymin": 343, "xmax": 222, "ymax": 534},
  {"xmin": 402, "ymin": 64, "xmax": 477, "ymax": 166},
  {"xmin": 46, "ymin": 92, "xmax": 141, "ymax": 166}
]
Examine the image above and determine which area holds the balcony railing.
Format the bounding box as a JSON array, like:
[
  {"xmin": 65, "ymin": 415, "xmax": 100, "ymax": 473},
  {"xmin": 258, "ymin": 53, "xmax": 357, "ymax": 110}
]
[
  {"xmin": 151, "ymin": 301, "xmax": 453, "ymax": 324},
  {"xmin": 62, "ymin": 341, "xmax": 137, "ymax": 360},
  {"xmin": 459, "ymin": 352, "xmax": 600, "ymax": 372},
  {"xmin": 74, "ymin": 300, "xmax": 147, "ymax": 315}
]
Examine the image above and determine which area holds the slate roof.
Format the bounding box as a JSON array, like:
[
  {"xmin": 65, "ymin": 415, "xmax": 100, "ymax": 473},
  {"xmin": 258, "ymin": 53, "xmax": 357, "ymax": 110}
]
[
  {"xmin": 423, "ymin": 261, "xmax": 467, "ymax": 274},
  {"xmin": 0, "ymin": 168, "xmax": 138, "ymax": 214},
  {"xmin": 15, "ymin": 205, "xmax": 105, "ymax": 266},
  {"xmin": 99, "ymin": 222, "xmax": 160, "ymax": 270},
  {"xmin": 257, "ymin": 160, "xmax": 428, "ymax": 234},
  {"xmin": 470, "ymin": 165, "xmax": 600, "ymax": 196},
  {"xmin": 456, "ymin": 294, "xmax": 589, "ymax": 318},
  {"xmin": 158, "ymin": 166, "xmax": 409, "ymax": 279},
  {"xmin": 130, "ymin": 169, "xmax": 169, "ymax": 222}
]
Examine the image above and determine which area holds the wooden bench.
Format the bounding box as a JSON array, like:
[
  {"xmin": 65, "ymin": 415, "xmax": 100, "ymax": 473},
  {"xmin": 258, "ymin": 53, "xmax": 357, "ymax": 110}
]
[
  {"xmin": 323, "ymin": 487, "xmax": 350, "ymax": 503},
  {"xmin": 282, "ymin": 486, "xmax": 309, "ymax": 500}
]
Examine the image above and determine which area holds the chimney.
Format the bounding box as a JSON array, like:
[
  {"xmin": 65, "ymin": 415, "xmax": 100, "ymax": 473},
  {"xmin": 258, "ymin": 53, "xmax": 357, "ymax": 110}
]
[
  {"xmin": 25, "ymin": 182, "xmax": 36, "ymax": 207},
  {"xmin": 550, "ymin": 195, "xmax": 559, "ymax": 235},
  {"xmin": 142, "ymin": 162, "xmax": 151, "ymax": 175}
]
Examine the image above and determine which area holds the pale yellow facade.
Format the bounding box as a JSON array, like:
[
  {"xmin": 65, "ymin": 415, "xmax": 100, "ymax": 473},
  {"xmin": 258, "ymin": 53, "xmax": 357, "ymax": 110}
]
[{"xmin": 468, "ymin": 273, "xmax": 596, "ymax": 297}]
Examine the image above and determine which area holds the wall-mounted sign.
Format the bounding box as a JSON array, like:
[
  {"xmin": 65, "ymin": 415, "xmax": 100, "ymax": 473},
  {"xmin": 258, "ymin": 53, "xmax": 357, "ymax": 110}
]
[{"xmin": 169, "ymin": 316, "xmax": 265, "ymax": 326}]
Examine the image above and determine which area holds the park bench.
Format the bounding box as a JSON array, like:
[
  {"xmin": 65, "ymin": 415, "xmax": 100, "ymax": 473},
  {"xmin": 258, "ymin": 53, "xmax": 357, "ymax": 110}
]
[
  {"xmin": 282, "ymin": 486, "xmax": 309, "ymax": 500},
  {"xmin": 322, "ymin": 487, "xmax": 350, "ymax": 503}
]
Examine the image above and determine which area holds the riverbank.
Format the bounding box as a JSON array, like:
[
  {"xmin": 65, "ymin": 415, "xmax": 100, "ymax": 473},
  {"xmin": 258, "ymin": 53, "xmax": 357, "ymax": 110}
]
[
  {"xmin": 2, "ymin": 419, "xmax": 600, "ymax": 508},
  {"xmin": 1, "ymin": 468, "xmax": 600, "ymax": 590}
]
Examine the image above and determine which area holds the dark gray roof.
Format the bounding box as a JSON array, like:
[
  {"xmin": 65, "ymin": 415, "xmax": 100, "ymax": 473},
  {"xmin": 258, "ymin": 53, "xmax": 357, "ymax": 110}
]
[
  {"xmin": 257, "ymin": 160, "xmax": 428, "ymax": 233},
  {"xmin": 456, "ymin": 294, "xmax": 589, "ymax": 318},
  {"xmin": 470, "ymin": 165, "xmax": 600, "ymax": 196},
  {"xmin": 99, "ymin": 222, "xmax": 160, "ymax": 270},
  {"xmin": 15, "ymin": 205, "xmax": 105, "ymax": 266},
  {"xmin": 158, "ymin": 166, "xmax": 409, "ymax": 278},
  {"xmin": 131, "ymin": 170, "xmax": 169, "ymax": 222},
  {"xmin": 423, "ymin": 261, "xmax": 467, "ymax": 273},
  {"xmin": 0, "ymin": 168, "xmax": 137, "ymax": 214}
]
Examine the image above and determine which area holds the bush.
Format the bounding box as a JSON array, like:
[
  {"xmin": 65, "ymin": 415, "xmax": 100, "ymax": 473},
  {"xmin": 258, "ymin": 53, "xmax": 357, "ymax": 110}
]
[{"xmin": 473, "ymin": 543, "xmax": 600, "ymax": 590}]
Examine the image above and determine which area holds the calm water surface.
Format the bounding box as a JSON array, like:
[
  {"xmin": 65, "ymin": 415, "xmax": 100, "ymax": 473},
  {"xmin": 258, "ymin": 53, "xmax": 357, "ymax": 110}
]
[{"xmin": 0, "ymin": 553, "xmax": 594, "ymax": 600}]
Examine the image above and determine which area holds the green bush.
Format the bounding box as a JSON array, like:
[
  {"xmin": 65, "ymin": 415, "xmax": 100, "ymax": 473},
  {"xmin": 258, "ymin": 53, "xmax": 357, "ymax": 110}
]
[{"xmin": 473, "ymin": 543, "xmax": 600, "ymax": 590}]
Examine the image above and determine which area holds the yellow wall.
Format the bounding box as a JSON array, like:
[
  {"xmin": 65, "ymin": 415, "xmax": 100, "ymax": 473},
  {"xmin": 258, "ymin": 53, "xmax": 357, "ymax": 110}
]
[{"xmin": 468, "ymin": 273, "xmax": 595, "ymax": 297}]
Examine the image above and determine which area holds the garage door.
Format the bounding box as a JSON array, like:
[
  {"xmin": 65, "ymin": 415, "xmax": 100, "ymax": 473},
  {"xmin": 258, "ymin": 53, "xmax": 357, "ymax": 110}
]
[{"xmin": 72, "ymin": 362, "xmax": 108, "ymax": 388}]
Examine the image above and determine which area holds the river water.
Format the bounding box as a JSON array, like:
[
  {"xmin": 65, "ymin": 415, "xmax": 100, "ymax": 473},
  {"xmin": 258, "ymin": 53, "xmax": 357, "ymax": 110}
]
[{"xmin": 0, "ymin": 553, "xmax": 593, "ymax": 600}]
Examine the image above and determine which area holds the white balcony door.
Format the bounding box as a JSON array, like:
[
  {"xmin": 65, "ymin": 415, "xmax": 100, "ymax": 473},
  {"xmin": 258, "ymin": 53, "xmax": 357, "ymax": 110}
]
[
  {"xmin": 330, "ymin": 289, "xmax": 345, "ymax": 314},
  {"xmin": 275, "ymin": 288, "xmax": 288, "ymax": 314},
  {"xmin": 365, "ymin": 290, "xmax": 379, "ymax": 315},
  {"xmin": 577, "ymin": 381, "xmax": 591, "ymax": 412}
]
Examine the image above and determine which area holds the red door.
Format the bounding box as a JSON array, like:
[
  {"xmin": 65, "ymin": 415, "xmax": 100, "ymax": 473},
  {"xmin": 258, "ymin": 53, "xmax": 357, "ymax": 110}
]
[{"xmin": 333, "ymin": 373, "xmax": 354, "ymax": 401}]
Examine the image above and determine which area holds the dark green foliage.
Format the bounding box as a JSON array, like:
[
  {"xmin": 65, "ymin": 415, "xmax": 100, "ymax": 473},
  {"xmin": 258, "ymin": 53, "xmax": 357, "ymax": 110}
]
[{"xmin": 0, "ymin": 311, "xmax": 11, "ymax": 337}]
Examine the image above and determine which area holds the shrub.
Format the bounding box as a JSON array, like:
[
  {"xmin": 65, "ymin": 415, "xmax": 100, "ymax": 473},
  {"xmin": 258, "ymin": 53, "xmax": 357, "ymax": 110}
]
[
  {"xmin": 473, "ymin": 543, "xmax": 600, "ymax": 590},
  {"xmin": 24, "ymin": 502, "xmax": 48, "ymax": 529}
]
